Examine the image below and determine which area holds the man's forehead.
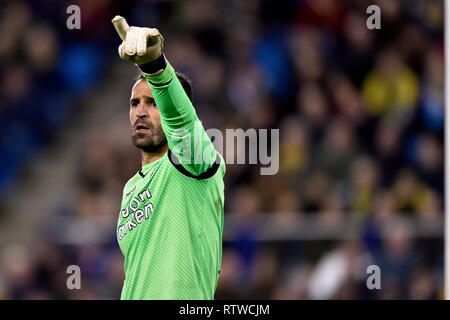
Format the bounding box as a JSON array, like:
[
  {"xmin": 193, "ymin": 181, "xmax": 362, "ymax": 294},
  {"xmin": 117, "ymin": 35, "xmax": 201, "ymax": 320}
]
[{"xmin": 131, "ymin": 79, "xmax": 153, "ymax": 98}]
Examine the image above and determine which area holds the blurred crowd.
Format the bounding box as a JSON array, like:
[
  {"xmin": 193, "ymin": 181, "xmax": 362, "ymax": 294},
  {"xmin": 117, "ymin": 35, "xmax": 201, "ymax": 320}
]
[
  {"xmin": 0, "ymin": 0, "xmax": 122, "ymax": 195},
  {"xmin": 0, "ymin": 0, "xmax": 445, "ymax": 299}
]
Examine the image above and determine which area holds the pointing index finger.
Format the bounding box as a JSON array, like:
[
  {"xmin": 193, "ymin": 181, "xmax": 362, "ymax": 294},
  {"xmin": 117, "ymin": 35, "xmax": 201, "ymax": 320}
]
[{"xmin": 112, "ymin": 15, "xmax": 129, "ymax": 41}]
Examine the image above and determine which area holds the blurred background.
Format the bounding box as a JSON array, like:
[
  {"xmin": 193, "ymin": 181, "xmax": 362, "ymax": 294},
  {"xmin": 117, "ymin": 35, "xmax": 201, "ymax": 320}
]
[{"xmin": 0, "ymin": 0, "xmax": 444, "ymax": 299}]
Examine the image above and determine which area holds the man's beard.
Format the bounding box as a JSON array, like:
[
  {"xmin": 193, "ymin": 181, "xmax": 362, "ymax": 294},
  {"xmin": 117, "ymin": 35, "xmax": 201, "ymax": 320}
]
[{"xmin": 131, "ymin": 124, "xmax": 167, "ymax": 153}]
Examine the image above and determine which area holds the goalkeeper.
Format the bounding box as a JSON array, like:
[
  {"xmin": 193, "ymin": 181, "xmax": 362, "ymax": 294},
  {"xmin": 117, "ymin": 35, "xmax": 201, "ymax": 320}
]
[{"xmin": 112, "ymin": 16, "xmax": 225, "ymax": 300}]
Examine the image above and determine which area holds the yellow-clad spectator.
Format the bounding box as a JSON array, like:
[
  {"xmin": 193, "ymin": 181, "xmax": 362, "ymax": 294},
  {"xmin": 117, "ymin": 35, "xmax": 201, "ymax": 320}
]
[{"xmin": 362, "ymin": 49, "xmax": 418, "ymax": 116}]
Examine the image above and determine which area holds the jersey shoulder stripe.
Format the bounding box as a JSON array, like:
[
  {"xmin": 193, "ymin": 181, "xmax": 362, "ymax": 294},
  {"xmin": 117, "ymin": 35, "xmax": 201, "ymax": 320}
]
[{"xmin": 167, "ymin": 149, "xmax": 221, "ymax": 180}]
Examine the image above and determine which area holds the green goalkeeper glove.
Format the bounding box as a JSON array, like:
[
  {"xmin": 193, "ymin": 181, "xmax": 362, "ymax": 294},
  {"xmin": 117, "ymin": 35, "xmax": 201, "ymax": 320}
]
[{"xmin": 112, "ymin": 15, "xmax": 164, "ymax": 70}]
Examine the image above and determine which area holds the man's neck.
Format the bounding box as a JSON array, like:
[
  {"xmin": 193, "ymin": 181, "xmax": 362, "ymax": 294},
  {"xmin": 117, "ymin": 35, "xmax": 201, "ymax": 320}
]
[{"xmin": 141, "ymin": 143, "xmax": 169, "ymax": 166}]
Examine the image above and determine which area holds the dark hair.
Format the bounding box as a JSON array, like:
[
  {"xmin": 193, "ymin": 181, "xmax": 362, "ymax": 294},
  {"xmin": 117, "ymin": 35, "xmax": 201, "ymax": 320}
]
[{"xmin": 136, "ymin": 70, "xmax": 193, "ymax": 102}]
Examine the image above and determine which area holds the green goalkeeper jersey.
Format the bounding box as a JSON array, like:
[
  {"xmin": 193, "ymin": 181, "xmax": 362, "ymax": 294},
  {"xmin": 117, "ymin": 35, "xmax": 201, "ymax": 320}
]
[{"xmin": 117, "ymin": 61, "xmax": 225, "ymax": 300}]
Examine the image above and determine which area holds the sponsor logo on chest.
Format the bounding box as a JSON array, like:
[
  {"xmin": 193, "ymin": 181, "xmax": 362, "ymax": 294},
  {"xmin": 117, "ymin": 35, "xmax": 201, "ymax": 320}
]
[{"xmin": 117, "ymin": 188, "xmax": 155, "ymax": 241}]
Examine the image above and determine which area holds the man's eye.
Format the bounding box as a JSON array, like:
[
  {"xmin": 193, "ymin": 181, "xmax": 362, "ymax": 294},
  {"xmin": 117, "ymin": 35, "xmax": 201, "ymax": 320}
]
[{"xmin": 152, "ymin": 102, "xmax": 157, "ymax": 107}]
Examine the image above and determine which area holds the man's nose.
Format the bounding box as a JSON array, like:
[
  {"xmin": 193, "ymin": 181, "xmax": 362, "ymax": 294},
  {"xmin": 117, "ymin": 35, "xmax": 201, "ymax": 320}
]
[{"xmin": 135, "ymin": 103, "xmax": 147, "ymax": 118}]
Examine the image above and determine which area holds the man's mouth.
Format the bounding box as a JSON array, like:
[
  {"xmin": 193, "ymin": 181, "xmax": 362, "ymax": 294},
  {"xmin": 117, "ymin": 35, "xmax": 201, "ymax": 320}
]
[{"xmin": 135, "ymin": 123, "xmax": 150, "ymax": 133}]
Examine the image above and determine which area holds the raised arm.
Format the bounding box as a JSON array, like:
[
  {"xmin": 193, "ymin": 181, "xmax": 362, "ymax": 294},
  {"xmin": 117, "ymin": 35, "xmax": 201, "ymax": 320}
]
[
  {"xmin": 112, "ymin": 16, "xmax": 219, "ymax": 176},
  {"xmin": 142, "ymin": 58, "xmax": 218, "ymax": 176}
]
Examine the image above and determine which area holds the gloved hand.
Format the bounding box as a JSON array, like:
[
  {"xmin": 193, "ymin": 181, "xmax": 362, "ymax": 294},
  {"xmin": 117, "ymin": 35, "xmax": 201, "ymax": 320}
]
[{"xmin": 112, "ymin": 15, "xmax": 164, "ymax": 65}]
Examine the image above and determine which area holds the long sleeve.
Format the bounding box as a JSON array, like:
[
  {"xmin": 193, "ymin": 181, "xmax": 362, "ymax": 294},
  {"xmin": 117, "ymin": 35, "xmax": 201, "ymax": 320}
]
[{"xmin": 142, "ymin": 61, "xmax": 219, "ymax": 176}]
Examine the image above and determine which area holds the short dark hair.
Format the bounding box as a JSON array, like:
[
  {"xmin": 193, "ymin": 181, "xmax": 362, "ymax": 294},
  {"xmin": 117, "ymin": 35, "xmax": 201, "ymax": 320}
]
[{"xmin": 136, "ymin": 70, "xmax": 193, "ymax": 102}]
